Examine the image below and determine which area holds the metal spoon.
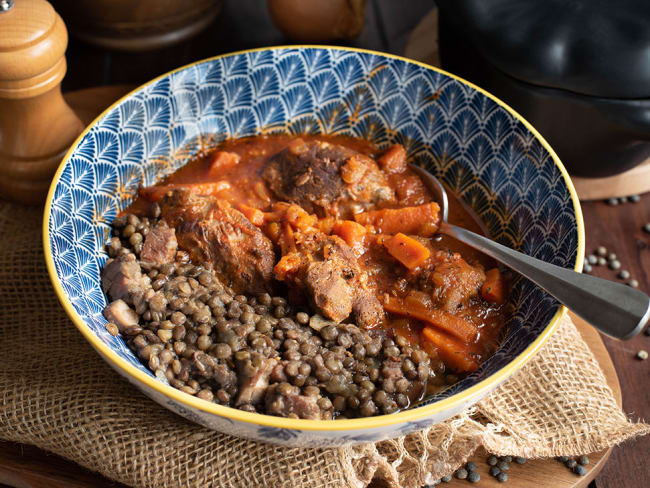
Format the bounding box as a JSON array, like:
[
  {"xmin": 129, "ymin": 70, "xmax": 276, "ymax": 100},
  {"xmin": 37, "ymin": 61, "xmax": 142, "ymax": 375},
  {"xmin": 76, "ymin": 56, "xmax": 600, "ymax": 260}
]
[{"xmin": 409, "ymin": 164, "xmax": 650, "ymax": 340}]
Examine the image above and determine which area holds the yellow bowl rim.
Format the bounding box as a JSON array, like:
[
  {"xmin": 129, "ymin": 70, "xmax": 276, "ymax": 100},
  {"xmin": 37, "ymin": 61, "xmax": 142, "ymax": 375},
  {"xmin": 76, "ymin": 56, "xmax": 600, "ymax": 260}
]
[{"xmin": 43, "ymin": 45, "xmax": 585, "ymax": 432}]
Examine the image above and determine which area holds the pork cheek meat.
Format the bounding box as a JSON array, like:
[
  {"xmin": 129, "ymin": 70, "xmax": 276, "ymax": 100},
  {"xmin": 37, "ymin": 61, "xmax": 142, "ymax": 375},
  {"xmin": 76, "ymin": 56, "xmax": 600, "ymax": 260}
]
[
  {"xmin": 161, "ymin": 189, "xmax": 275, "ymax": 294},
  {"xmin": 277, "ymin": 232, "xmax": 384, "ymax": 329},
  {"xmin": 262, "ymin": 139, "xmax": 395, "ymax": 215}
]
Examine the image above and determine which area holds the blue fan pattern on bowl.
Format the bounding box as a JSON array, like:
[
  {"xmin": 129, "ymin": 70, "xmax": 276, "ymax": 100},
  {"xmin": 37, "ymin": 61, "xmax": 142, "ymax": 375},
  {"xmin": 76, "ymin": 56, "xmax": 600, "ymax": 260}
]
[{"xmin": 48, "ymin": 48, "xmax": 578, "ymax": 418}]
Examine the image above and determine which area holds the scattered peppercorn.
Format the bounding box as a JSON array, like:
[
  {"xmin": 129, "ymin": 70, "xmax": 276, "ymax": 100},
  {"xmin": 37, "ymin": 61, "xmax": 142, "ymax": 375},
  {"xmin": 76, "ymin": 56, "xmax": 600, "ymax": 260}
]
[
  {"xmin": 503, "ymin": 455, "xmax": 513, "ymax": 463},
  {"xmin": 454, "ymin": 467, "xmax": 468, "ymax": 480},
  {"xmin": 497, "ymin": 460, "xmax": 510, "ymax": 471},
  {"xmin": 619, "ymin": 270, "xmax": 631, "ymax": 280},
  {"xmin": 583, "ymin": 263, "xmax": 592, "ymax": 273},
  {"xmin": 645, "ymin": 327, "xmax": 650, "ymax": 337},
  {"xmin": 607, "ymin": 198, "xmax": 619, "ymax": 206},
  {"xmin": 514, "ymin": 456, "xmax": 527, "ymax": 464},
  {"xmin": 609, "ymin": 260, "xmax": 621, "ymax": 270},
  {"xmin": 468, "ymin": 471, "xmax": 480, "ymax": 483},
  {"xmin": 636, "ymin": 350, "xmax": 648, "ymax": 360},
  {"xmin": 497, "ymin": 472, "xmax": 508, "ymax": 482},
  {"xmin": 597, "ymin": 257, "xmax": 607, "ymax": 266},
  {"xmin": 587, "ymin": 254, "xmax": 598, "ymax": 265},
  {"xmin": 487, "ymin": 455, "xmax": 498, "ymax": 466},
  {"xmin": 466, "ymin": 461, "xmax": 476, "ymax": 472},
  {"xmin": 643, "ymin": 223, "xmax": 650, "ymax": 233},
  {"xmin": 565, "ymin": 459, "xmax": 577, "ymax": 469},
  {"xmin": 578, "ymin": 455, "xmax": 589, "ymax": 466},
  {"xmin": 630, "ymin": 195, "xmax": 641, "ymax": 203},
  {"xmin": 629, "ymin": 279, "xmax": 639, "ymax": 288},
  {"xmin": 607, "ymin": 252, "xmax": 617, "ymax": 261},
  {"xmin": 440, "ymin": 474, "xmax": 452, "ymax": 482},
  {"xmin": 490, "ymin": 466, "xmax": 501, "ymax": 477},
  {"xmin": 573, "ymin": 465, "xmax": 587, "ymax": 476},
  {"xmin": 596, "ymin": 246, "xmax": 607, "ymax": 257},
  {"xmin": 619, "ymin": 196, "xmax": 628, "ymax": 203},
  {"xmin": 556, "ymin": 456, "xmax": 569, "ymax": 462}
]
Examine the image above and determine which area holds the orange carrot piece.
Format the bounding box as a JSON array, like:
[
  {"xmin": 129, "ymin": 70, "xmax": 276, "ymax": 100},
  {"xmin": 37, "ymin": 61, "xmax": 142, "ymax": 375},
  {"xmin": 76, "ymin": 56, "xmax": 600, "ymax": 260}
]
[
  {"xmin": 481, "ymin": 268, "xmax": 506, "ymax": 305},
  {"xmin": 333, "ymin": 220, "xmax": 367, "ymax": 247},
  {"xmin": 274, "ymin": 253, "xmax": 302, "ymax": 281},
  {"xmin": 383, "ymin": 295, "xmax": 477, "ymax": 343},
  {"xmin": 238, "ymin": 204, "xmax": 264, "ymax": 226},
  {"xmin": 354, "ymin": 202, "xmax": 440, "ymax": 237},
  {"xmin": 384, "ymin": 233, "xmax": 430, "ymax": 269},
  {"xmin": 207, "ymin": 151, "xmax": 240, "ymax": 177},
  {"xmin": 422, "ymin": 326, "xmax": 479, "ymax": 373},
  {"xmin": 378, "ymin": 144, "xmax": 407, "ymax": 174},
  {"xmin": 139, "ymin": 181, "xmax": 231, "ymax": 201},
  {"xmin": 282, "ymin": 222, "xmax": 296, "ymax": 254}
]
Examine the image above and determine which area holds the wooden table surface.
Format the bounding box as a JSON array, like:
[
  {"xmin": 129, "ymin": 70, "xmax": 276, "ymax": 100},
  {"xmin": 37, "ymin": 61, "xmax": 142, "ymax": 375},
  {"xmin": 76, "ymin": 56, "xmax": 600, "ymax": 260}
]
[{"xmin": 1, "ymin": 1, "xmax": 649, "ymax": 487}]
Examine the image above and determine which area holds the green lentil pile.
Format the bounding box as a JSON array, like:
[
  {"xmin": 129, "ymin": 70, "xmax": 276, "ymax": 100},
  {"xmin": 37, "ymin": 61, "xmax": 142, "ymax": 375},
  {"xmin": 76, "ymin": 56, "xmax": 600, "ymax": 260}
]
[{"xmin": 102, "ymin": 210, "xmax": 442, "ymax": 419}]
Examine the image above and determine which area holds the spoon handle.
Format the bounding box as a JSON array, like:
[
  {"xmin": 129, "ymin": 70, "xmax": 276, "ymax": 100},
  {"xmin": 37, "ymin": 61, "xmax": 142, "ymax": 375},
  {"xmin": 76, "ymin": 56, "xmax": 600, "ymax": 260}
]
[{"xmin": 443, "ymin": 223, "xmax": 650, "ymax": 339}]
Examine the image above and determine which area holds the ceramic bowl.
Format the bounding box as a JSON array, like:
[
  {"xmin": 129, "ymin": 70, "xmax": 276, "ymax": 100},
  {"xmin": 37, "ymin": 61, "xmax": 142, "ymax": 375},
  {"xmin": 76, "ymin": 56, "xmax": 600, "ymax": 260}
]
[{"xmin": 44, "ymin": 46, "xmax": 584, "ymax": 447}]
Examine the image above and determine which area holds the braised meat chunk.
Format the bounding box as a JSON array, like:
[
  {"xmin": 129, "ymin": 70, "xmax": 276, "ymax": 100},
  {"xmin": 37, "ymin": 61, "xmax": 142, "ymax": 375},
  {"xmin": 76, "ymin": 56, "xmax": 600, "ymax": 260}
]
[
  {"xmin": 160, "ymin": 189, "xmax": 275, "ymax": 294},
  {"xmin": 275, "ymin": 229, "xmax": 383, "ymax": 328},
  {"xmin": 411, "ymin": 250, "xmax": 486, "ymax": 311},
  {"xmin": 140, "ymin": 221, "xmax": 177, "ymax": 265},
  {"xmin": 262, "ymin": 139, "xmax": 394, "ymax": 215}
]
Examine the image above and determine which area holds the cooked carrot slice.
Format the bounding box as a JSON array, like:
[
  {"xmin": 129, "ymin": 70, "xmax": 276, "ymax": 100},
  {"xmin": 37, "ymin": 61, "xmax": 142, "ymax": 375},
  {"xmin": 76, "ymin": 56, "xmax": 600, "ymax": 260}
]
[
  {"xmin": 378, "ymin": 144, "xmax": 407, "ymax": 174},
  {"xmin": 383, "ymin": 295, "xmax": 477, "ymax": 343},
  {"xmin": 238, "ymin": 204, "xmax": 264, "ymax": 226},
  {"xmin": 422, "ymin": 326, "xmax": 479, "ymax": 373},
  {"xmin": 139, "ymin": 181, "xmax": 231, "ymax": 201},
  {"xmin": 354, "ymin": 202, "xmax": 440, "ymax": 237},
  {"xmin": 207, "ymin": 151, "xmax": 240, "ymax": 177},
  {"xmin": 481, "ymin": 268, "xmax": 506, "ymax": 305},
  {"xmin": 384, "ymin": 233, "xmax": 430, "ymax": 269},
  {"xmin": 333, "ymin": 220, "xmax": 367, "ymax": 247}
]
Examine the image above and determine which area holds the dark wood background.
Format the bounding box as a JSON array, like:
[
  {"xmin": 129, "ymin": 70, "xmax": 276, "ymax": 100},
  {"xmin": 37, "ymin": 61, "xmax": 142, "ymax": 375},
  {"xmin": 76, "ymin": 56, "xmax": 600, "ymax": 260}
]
[{"xmin": 3, "ymin": 0, "xmax": 649, "ymax": 487}]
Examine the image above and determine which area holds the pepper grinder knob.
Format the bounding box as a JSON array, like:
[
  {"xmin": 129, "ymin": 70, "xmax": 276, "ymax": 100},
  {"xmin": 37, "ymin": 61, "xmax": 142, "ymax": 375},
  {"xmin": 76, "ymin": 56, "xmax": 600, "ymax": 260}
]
[{"xmin": 0, "ymin": 0, "xmax": 84, "ymax": 204}]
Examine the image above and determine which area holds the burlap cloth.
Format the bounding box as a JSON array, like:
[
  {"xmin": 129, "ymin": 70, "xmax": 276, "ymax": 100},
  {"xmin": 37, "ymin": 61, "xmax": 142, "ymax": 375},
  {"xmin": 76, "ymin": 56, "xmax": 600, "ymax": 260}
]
[{"xmin": 0, "ymin": 201, "xmax": 648, "ymax": 488}]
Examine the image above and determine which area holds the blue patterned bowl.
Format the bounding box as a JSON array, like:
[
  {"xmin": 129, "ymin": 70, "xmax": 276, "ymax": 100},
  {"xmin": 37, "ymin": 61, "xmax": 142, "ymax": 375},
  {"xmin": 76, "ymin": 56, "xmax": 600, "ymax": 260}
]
[{"xmin": 44, "ymin": 46, "xmax": 584, "ymax": 446}]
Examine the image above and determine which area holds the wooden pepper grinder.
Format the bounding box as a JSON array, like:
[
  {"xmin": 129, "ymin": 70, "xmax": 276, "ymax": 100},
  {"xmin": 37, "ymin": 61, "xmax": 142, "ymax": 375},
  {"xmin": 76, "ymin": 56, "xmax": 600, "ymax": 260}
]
[{"xmin": 0, "ymin": 0, "xmax": 84, "ymax": 204}]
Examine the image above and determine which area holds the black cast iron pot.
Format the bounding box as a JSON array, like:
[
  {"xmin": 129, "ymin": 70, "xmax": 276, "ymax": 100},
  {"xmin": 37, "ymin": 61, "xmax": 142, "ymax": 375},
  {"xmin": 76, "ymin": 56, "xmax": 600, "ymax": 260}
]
[{"xmin": 436, "ymin": 0, "xmax": 650, "ymax": 178}]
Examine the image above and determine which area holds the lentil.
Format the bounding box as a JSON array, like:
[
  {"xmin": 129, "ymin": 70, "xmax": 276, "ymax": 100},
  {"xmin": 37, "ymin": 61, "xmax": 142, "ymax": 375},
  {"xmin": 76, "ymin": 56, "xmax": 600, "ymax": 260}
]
[{"xmin": 105, "ymin": 322, "xmax": 119, "ymax": 336}]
